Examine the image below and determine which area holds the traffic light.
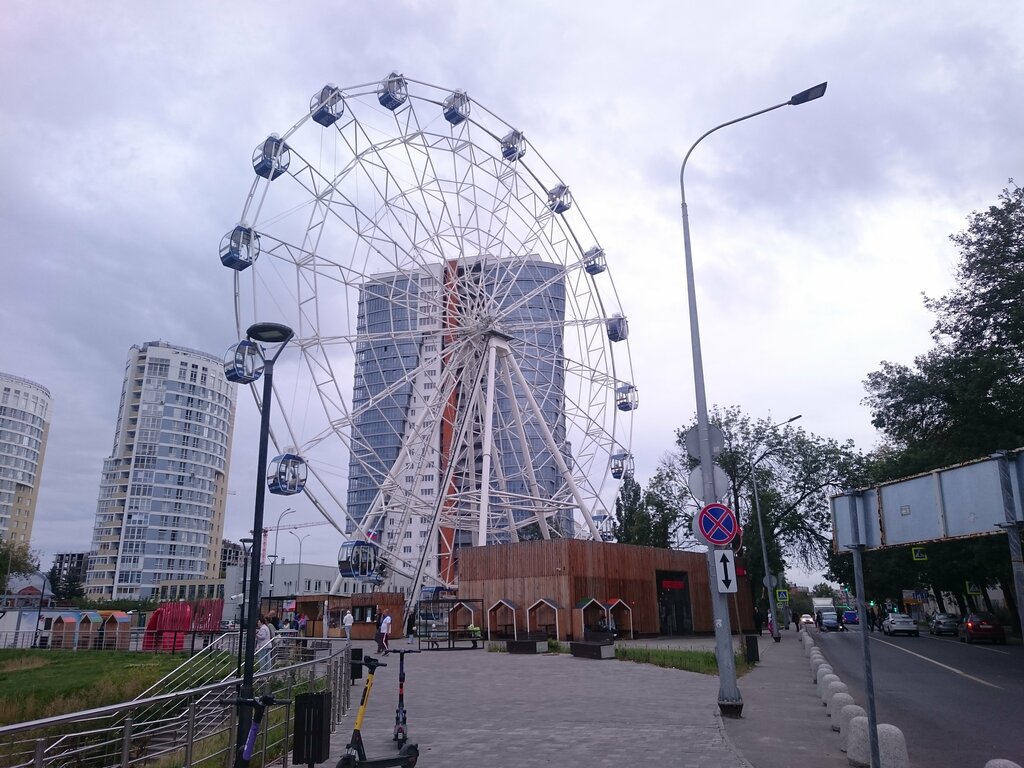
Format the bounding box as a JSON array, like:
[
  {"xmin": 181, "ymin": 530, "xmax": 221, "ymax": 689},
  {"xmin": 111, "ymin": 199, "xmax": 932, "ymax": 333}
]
[{"xmin": 868, "ymin": 600, "xmax": 875, "ymax": 607}]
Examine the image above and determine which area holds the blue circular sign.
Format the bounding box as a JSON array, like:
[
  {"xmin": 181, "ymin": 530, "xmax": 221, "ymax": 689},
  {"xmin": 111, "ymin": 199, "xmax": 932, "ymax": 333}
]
[{"xmin": 697, "ymin": 503, "xmax": 739, "ymax": 546}]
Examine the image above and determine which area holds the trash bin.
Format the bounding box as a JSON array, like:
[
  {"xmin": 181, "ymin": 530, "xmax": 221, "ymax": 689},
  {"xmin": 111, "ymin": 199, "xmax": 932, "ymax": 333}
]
[
  {"xmin": 293, "ymin": 691, "xmax": 331, "ymax": 766},
  {"xmin": 744, "ymin": 635, "xmax": 760, "ymax": 664},
  {"xmin": 350, "ymin": 646, "xmax": 363, "ymax": 683}
]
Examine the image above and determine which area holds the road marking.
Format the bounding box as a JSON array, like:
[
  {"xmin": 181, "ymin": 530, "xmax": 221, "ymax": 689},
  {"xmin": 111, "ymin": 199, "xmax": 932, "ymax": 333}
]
[
  {"xmin": 872, "ymin": 636, "xmax": 1002, "ymax": 689},
  {"xmin": 922, "ymin": 635, "xmax": 1010, "ymax": 655}
]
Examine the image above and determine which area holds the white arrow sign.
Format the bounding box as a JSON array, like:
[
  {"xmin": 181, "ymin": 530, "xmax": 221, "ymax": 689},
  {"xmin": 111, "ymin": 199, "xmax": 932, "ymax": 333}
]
[{"xmin": 716, "ymin": 549, "xmax": 738, "ymax": 593}]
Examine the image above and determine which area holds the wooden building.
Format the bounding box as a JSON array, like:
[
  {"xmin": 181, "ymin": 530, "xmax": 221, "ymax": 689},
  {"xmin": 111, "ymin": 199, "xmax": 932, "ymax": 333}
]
[{"xmin": 457, "ymin": 539, "xmax": 754, "ymax": 640}]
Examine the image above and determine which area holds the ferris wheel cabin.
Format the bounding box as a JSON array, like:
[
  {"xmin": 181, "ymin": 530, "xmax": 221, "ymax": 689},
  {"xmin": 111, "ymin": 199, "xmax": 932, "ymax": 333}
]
[
  {"xmin": 610, "ymin": 451, "xmax": 634, "ymax": 480},
  {"xmin": 547, "ymin": 184, "xmax": 573, "ymax": 214},
  {"xmin": 583, "ymin": 246, "xmax": 607, "ymax": 275},
  {"xmin": 606, "ymin": 314, "xmax": 629, "ymax": 342},
  {"xmin": 443, "ymin": 89, "xmax": 471, "ymax": 125},
  {"xmin": 310, "ymin": 84, "xmax": 344, "ymax": 127},
  {"xmin": 222, "ymin": 340, "xmax": 263, "ymax": 384},
  {"xmin": 500, "ymin": 130, "xmax": 526, "ymax": 161},
  {"xmin": 378, "ymin": 72, "xmax": 408, "ymax": 111},
  {"xmin": 338, "ymin": 541, "xmax": 383, "ymax": 582},
  {"xmin": 252, "ymin": 135, "xmax": 290, "ymax": 180},
  {"xmin": 267, "ymin": 453, "xmax": 307, "ymax": 495},
  {"xmin": 616, "ymin": 383, "xmax": 639, "ymax": 411},
  {"xmin": 219, "ymin": 226, "xmax": 260, "ymax": 271}
]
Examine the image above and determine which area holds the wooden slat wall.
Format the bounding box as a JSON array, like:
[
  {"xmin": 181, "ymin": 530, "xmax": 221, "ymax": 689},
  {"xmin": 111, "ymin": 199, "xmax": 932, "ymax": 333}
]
[{"xmin": 458, "ymin": 540, "xmax": 753, "ymax": 638}]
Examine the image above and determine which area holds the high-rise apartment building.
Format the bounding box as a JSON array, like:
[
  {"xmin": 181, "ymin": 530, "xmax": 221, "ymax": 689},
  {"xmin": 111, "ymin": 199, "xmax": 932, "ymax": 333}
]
[
  {"xmin": 52, "ymin": 551, "xmax": 89, "ymax": 587},
  {"xmin": 84, "ymin": 342, "xmax": 236, "ymax": 601},
  {"xmin": 0, "ymin": 372, "xmax": 52, "ymax": 545},
  {"xmin": 346, "ymin": 257, "xmax": 568, "ymax": 584}
]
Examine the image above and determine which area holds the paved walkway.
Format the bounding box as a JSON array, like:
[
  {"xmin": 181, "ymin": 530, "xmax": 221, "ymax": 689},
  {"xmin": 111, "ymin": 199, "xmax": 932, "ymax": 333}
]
[{"xmin": 295, "ymin": 628, "xmax": 849, "ymax": 768}]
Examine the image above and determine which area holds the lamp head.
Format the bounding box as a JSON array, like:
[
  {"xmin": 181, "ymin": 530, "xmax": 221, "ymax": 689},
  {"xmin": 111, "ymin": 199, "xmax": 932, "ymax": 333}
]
[
  {"xmin": 247, "ymin": 322, "xmax": 294, "ymax": 345},
  {"xmin": 789, "ymin": 82, "xmax": 827, "ymax": 106}
]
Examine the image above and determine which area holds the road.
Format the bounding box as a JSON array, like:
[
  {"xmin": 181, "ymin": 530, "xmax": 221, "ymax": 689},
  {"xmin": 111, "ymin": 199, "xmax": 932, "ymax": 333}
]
[{"xmin": 816, "ymin": 626, "xmax": 1024, "ymax": 767}]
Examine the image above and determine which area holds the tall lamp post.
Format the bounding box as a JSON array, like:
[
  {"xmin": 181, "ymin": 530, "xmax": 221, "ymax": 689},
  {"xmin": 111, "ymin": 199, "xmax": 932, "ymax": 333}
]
[
  {"xmin": 269, "ymin": 507, "xmax": 295, "ymax": 597},
  {"xmin": 289, "ymin": 530, "xmax": 310, "ymax": 600},
  {"xmin": 680, "ymin": 81, "xmax": 826, "ymax": 717},
  {"xmin": 225, "ymin": 321, "xmax": 294, "ymax": 767},
  {"xmin": 235, "ymin": 537, "xmax": 253, "ymax": 676},
  {"xmin": 750, "ymin": 415, "xmax": 802, "ymax": 643},
  {"xmin": 32, "ymin": 573, "xmax": 50, "ymax": 648}
]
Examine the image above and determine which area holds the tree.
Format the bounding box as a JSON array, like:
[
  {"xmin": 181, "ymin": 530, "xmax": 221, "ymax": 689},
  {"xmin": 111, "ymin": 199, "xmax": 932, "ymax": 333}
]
[
  {"xmin": 811, "ymin": 583, "xmax": 835, "ymax": 598},
  {"xmin": 655, "ymin": 406, "xmax": 866, "ymax": 571},
  {"xmin": 610, "ymin": 475, "xmax": 679, "ymax": 548},
  {"xmin": 47, "ymin": 564, "xmax": 65, "ymax": 600},
  {"xmin": 863, "ymin": 183, "xmax": 1024, "ymax": 475},
  {"xmin": 0, "ymin": 539, "xmax": 37, "ymax": 597}
]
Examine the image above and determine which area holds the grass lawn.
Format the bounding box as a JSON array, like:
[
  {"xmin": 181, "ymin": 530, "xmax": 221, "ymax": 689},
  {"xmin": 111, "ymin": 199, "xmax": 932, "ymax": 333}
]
[
  {"xmin": 614, "ymin": 646, "xmax": 755, "ymax": 676},
  {"xmin": 0, "ymin": 650, "xmax": 186, "ymax": 726}
]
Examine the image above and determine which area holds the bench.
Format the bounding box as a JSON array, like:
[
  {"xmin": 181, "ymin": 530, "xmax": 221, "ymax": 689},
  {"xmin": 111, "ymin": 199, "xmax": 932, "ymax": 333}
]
[
  {"xmin": 506, "ymin": 632, "xmax": 548, "ymax": 654},
  {"xmin": 570, "ymin": 630, "xmax": 616, "ymax": 660},
  {"xmin": 450, "ymin": 629, "xmax": 483, "ymax": 649}
]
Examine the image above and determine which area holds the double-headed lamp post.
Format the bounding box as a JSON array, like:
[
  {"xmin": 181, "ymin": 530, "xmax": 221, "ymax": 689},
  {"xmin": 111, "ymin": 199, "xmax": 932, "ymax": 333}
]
[
  {"xmin": 226, "ymin": 321, "xmax": 294, "ymax": 768},
  {"xmin": 289, "ymin": 530, "xmax": 310, "ymax": 599},
  {"xmin": 269, "ymin": 507, "xmax": 295, "ymax": 597},
  {"xmin": 235, "ymin": 537, "xmax": 253, "ymax": 676},
  {"xmin": 680, "ymin": 82, "xmax": 826, "ymax": 717},
  {"xmin": 751, "ymin": 415, "xmax": 802, "ymax": 643}
]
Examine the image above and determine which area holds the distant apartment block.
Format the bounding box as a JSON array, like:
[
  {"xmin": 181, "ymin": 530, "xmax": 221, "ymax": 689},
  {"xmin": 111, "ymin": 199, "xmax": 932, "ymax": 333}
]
[
  {"xmin": 53, "ymin": 551, "xmax": 90, "ymax": 586},
  {"xmin": 84, "ymin": 341, "xmax": 236, "ymax": 600},
  {"xmin": 0, "ymin": 372, "xmax": 52, "ymax": 545}
]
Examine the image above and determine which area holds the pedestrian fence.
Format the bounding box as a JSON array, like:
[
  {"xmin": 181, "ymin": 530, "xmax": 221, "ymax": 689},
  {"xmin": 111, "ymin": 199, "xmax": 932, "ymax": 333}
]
[{"xmin": 0, "ymin": 636, "xmax": 352, "ymax": 768}]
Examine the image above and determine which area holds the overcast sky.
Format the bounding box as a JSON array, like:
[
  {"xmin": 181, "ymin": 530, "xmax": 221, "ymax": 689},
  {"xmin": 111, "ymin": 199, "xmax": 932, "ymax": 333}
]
[{"xmin": 2, "ymin": 2, "xmax": 1022, "ymax": 587}]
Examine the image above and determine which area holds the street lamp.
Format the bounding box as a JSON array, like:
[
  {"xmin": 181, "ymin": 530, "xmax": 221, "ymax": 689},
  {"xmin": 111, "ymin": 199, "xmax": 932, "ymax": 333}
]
[
  {"xmin": 235, "ymin": 537, "xmax": 253, "ymax": 676},
  {"xmin": 32, "ymin": 573, "xmax": 50, "ymax": 648},
  {"xmin": 680, "ymin": 82, "xmax": 826, "ymax": 717},
  {"xmin": 289, "ymin": 530, "xmax": 310, "ymax": 599},
  {"xmin": 224, "ymin": 321, "xmax": 294, "ymax": 767},
  {"xmin": 269, "ymin": 507, "xmax": 295, "ymax": 597},
  {"xmin": 750, "ymin": 415, "xmax": 802, "ymax": 643}
]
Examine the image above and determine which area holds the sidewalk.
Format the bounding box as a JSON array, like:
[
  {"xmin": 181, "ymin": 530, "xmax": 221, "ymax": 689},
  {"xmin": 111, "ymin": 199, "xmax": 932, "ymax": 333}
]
[{"xmin": 296, "ymin": 630, "xmax": 844, "ymax": 767}]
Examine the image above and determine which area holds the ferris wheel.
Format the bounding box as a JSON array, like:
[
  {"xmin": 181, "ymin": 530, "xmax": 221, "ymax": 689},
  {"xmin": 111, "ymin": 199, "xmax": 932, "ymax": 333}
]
[{"xmin": 221, "ymin": 73, "xmax": 636, "ymax": 595}]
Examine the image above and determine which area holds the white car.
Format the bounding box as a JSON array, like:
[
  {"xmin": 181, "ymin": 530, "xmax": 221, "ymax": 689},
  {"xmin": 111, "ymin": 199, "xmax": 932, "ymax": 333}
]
[{"xmin": 882, "ymin": 612, "xmax": 919, "ymax": 637}]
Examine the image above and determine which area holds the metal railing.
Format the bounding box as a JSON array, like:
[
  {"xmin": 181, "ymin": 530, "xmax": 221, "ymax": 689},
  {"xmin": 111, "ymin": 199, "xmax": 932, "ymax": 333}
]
[{"xmin": 0, "ymin": 640, "xmax": 351, "ymax": 768}]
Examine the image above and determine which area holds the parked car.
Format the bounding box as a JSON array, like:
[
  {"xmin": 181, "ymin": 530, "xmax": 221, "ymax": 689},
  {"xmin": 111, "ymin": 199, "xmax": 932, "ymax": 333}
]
[
  {"xmin": 928, "ymin": 613, "xmax": 958, "ymax": 636},
  {"xmin": 820, "ymin": 610, "xmax": 840, "ymax": 631},
  {"xmin": 958, "ymin": 612, "xmax": 1006, "ymax": 644},
  {"xmin": 882, "ymin": 612, "xmax": 919, "ymax": 637},
  {"xmin": 842, "ymin": 609, "xmax": 859, "ymax": 625}
]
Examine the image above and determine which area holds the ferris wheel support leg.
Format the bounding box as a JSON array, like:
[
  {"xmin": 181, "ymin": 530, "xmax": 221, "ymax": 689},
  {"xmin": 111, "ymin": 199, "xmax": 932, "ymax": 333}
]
[
  {"xmin": 502, "ymin": 346, "xmax": 602, "ymax": 540},
  {"xmin": 477, "ymin": 341, "xmax": 500, "ymax": 547},
  {"xmin": 500, "ymin": 362, "xmax": 549, "ymax": 539}
]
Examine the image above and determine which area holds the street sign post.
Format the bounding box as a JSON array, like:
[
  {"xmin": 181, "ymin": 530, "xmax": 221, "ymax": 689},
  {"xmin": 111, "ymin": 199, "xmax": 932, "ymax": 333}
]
[
  {"xmin": 716, "ymin": 549, "xmax": 738, "ymax": 593},
  {"xmin": 775, "ymin": 588, "xmax": 789, "ymax": 604}
]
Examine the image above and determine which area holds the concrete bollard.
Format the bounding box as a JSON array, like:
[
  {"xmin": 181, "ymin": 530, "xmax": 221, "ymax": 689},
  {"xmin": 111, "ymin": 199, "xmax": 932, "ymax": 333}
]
[
  {"xmin": 815, "ymin": 664, "xmax": 833, "ymax": 686},
  {"xmin": 838, "ymin": 704, "xmax": 866, "ymax": 752},
  {"xmin": 829, "ymin": 692, "xmax": 855, "ymax": 727},
  {"xmin": 810, "ymin": 657, "xmax": 825, "ymax": 676},
  {"xmin": 817, "ymin": 673, "xmax": 839, "ymax": 700},
  {"xmin": 824, "ymin": 680, "xmax": 850, "ymax": 708},
  {"xmin": 846, "ymin": 718, "xmax": 910, "ymax": 768},
  {"xmin": 984, "ymin": 762, "xmax": 1024, "ymax": 768}
]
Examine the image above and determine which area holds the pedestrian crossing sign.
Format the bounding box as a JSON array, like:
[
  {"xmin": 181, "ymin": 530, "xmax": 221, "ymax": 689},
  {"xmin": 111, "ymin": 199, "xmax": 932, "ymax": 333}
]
[{"xmin": 775, "ymin": 588, "xmax": 789, "ymax": 603}]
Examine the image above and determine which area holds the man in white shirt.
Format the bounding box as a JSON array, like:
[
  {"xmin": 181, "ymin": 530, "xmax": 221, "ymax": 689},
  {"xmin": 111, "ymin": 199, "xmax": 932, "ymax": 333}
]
[
  {"xmin": 343, "ymin": 609, "xmax": 354, "ymax": 642},
  {"xmin": 380, "ymin": 610, "xmax": 392, "ymax": 655}
]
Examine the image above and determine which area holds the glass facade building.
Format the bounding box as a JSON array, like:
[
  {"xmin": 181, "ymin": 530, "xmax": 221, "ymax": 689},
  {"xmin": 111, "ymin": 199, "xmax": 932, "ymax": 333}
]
[
  {"xmin": 84, "ymin": 342, "xmax": 236, "ymax": 601},
  {"xmin": 0, "ymin": 372, "xmax": 52, "ymax": 545}
]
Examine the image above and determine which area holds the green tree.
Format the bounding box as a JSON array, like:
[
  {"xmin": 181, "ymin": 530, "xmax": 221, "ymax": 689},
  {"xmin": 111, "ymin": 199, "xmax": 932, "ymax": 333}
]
[
  {"xmin": 811, "ymin": 582, "xmax": 835, "ymax": 598},
  {"xmin": 0, "ymin": 539, "xmax": 37, "ymax": 597},
  {"xmin": 610, "ymin": 475, "xmax": 678, "ymax": 548},
  {"xmin": 863, "ymin": 183, "xmax": 1024, "ymax": 475},
  {"xmin": 47, "ymin": 564, "xmax": 65, "ymax": 600}
]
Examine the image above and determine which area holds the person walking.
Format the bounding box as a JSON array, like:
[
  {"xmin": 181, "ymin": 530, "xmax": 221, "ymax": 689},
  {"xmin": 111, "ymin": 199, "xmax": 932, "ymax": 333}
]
[
  {"xmin": 753, "ymin": 607, "xmax": 763, "ymax": 637},
  {"xmin": 343, "ymin": 609, "xmax": 354, "ymax": 643},
  {"xmin": 256, "ymin": 616, "xmax": 272, "ymax": 671},
  {"xmin": 374, "ymin": 611, "xmax": 385, "ymax": 653},
  {"xmin": 380, "ymin": 610, "xmax": 392, "ymax": 655}
]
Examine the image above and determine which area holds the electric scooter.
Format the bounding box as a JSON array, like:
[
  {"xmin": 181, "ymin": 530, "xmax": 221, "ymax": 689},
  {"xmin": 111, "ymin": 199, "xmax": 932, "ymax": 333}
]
[
  {"xmin": 337, "ymin": 655, "xmax": 419, "ymax": 768},
  {"xmin": 392, "ymin": 649, "xmax": 421, "ymax": 748}
]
